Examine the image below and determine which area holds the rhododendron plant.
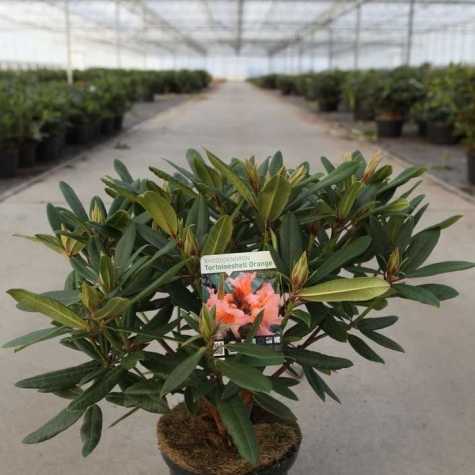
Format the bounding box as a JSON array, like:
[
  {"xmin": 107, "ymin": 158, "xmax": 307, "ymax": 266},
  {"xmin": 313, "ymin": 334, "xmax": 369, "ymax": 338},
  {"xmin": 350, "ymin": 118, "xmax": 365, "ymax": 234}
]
[{"xmin": 4, "ymin": 148, "xmax": 474, "ymax": 466}]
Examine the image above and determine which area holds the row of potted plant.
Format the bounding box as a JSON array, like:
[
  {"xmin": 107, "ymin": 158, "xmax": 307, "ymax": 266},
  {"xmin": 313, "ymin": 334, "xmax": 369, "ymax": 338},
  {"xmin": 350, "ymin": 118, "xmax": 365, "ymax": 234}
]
[
  {"xmin": 0, "ymin": 69, "xmax": 212, "ymax": 178},
  {"xmin": 250, "ymin": 65, "xmax": 475, "ymax": 185}
]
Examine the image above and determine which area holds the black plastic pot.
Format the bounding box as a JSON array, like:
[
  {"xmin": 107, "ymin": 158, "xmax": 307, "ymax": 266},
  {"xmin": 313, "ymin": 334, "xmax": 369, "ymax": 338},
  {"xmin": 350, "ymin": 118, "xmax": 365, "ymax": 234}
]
[
  {"xmin": 67, "ymin": 123, "xmax": 91, "ymax": 145},
  {"xmin": 161, "ymin": 446, "xmax": 300, "ymax": 475},
  {"xmin": 376, "ymin": 118, "xmax": 404, "ymax": 138},
  {"xmin": 100, "ymin": 117, "xmax": 115, "ymax": 136},
  {"xmin": 36, "ymin": 133, "xmax": 63, "ymax": 162},
  {"xmin": 426, "ymin": 122, "xmax": 458, "ymax": 145},
  {"xmin": 354, "ymin": 105, "xmax": 374, "ymax": 122},
  {"xmin": 319, "ymin": 99, "xmax": 339, "ymax": 112},
  {"xmin": 142, "ymin": 91, "xmax": 155, "ymax": 102},
  {"xmin": 113, "ymin": 115, "xmax": 124, "ymax": 131},
  {"xmin": 0, "ymin": 146, "xmax": 19, "ymax": 178},
  {"xmin": 467, "ymin": 147, "xmax": 475, "ymax": 185},
  {"xmin": 417, "ymin": 120, "xmax": 427, "ymax": 137},
  {"xmin": 18, "ymin": 140, "xmax": 38, "ymax": 168}
]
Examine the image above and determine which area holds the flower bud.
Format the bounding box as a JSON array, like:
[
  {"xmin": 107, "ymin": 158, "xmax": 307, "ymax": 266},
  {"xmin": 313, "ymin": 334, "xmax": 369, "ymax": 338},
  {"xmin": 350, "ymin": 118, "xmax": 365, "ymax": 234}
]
[
  {"xmin": 288, "ymin": 164, "xmax": 306, "ymax": 186},
  {"xmin": 244, "ymin": 158, "xmax": 260, "ymax": 192},
  {"xmin": 90, "ymin": 202, "xmax": 106, "ymax": 224},
  {"xmin": 385, "ymin": 198, "xmax": 409, "ymax": 214},
  {"xmin": 81, "ymin": 282, "xmax": 102, "ymax": 312},
  {"xmin": 183, "ymin": 227, "xmax": 199, "ymax": 257},
  {"xmin": 363, "ymin": 151, "xmax": 383, "ymax": 183},
  {"xmin": 199, "ymin": 305, "xmax": 217, "ymax": 341},
  {"xmin": 387, "ymin": 248, "xmax": 400, "ymax": 277},
  {"xmin": 60, "ymin": 225, "xmax": 85, "ymax": 257},
  {"xmin": 291, "ymin": 252, "xmax": 309, "ymax": 290}
]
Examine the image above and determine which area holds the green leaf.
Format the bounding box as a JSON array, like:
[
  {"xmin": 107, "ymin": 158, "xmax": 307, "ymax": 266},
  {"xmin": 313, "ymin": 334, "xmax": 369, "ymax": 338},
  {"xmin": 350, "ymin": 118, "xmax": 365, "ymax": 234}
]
[
  {"xmin": 138, "ymin": 191, "xmax": 178, "ymax": 237},
  {"xmin": 393, "ymin": 283, "xmax": 440, "ymax": 307},
  {"xmin": 114, "ymin": 159, "xmax": 133, "ymax": 183},
  {"xmin": 227, "ymin": 343, "xmax": 285, "ymax": 365},
  {"xmin": 357, "ymin": 316, "xmax": 398, "ymax": 331},
  {"xmin": 269, "ymin": 151, "xmax": 283, "ymax": 175},
  {"xmin": 417, "ymin": 284, "xmax": 459, "ymax": 301},
  {"xmin": 70, "ymin": 367, "xmax": 125, "ymax": 411},
  {"xmin": 405, "ymin": 261, "xmax": 475, "ymax": 278},
  {"xmin": 94, "ymin": 297, "xmax": 130, "ymax": 320},
  {"xmin": 160, "ymin": 348, "xmax": 206, "ymax": 397},
  {"xmin": 202, "ymin": 215, "xmax": 233, "ymax": 255},
  {"xmin": 206, "ymin": 150, "xmax": 257, "ymax": 206},
  {"xmin": 304, "ymin": 366, "xmax": 341, "ymax": 403},
  {"xmin": 257, "ymin": 175, "xmax": 291, "ymax": 223},
  {"xmin": 290, "ymin": 309, "xmax": 311, "ymax": 327},
  {"xmin": 216, "ymin": 359, "xmax": 272, "ymax": 393},
  {"xmin": 217, "ymin": 396, "xmax": 258, "ymax": 465},
  {"xmin": 298, "ymin": 277, "xmax": 389, "ymax": 303},
  {"xmin": 59, "ymin": 181, "xmax": 89, "ymax": 221},
  {"xmin": 7, "ymin": 289, "xmax": 88, "ymax": 330},
  {"xmin": 23, "ymin": 406, "xmax": 85, "ymax": 444},
  {"xmin": 377, "ymin": 166, "xmax": 426, "ymax": 196},
  {"xmin": 402, "ymin": 229, "xmax": 440, "ymax": 272},
  {"xmin": 270, "ymin": 377, "xmax": 299, "ymax": 401},
  {"xmin": 81, "ymin": 405, "xmax": 103, "ymax": 457},
  {"xmin": 186, "ymin": 196, "xmax": 209, "ymax": 245},
  {"xmin": 16, "ymin": 361, "xmax": 100, "ymax": 390},
  {"xmin": 310, "ymin": 236, "xmax": 372, "ymax": 282},
  {"xmin": 285, "ymin": 348, "xmax": 353, "ymax": 370},
  {"xmin": 360, "ymin": 330, "xmax": 404, "ymax": 353},
  {"xmin": 279, "ymin": 212, "xmax": 303, "ymax": 273},
  {"xmin": 253, "ymin": 393, "xmax": 297, "ymax": 422},
  {"xmin": 115, "ymin": 224, "xmax": 136, "ymax": 272},
  {"xmin": 348, "ymin": 334, "xmax": 384, "ymax": 363},
  {"xmin": 2, "ymin": 326, "xmax": 69, "ymax": 350}
]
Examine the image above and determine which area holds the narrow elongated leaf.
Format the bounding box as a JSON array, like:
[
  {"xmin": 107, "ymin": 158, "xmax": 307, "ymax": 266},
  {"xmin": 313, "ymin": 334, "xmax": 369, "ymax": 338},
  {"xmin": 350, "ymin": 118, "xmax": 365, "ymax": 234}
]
[
  {"xmin": 59, "ymin": 181, "xmax": 89, "ymax": 221},
  {"xmin": 3, "ymin": 326, "xmax": 69, "ymax": 350},
  {"xmin": 417, "ymin": 284, "xmax": 458, "ymax": 301},
  {"xmin": 186, "ymin": 196, "xmax": 209, "ymax": 244},
  {"xmin": 285, "ymin": 348, "xmax": 353, "ymax": 370},
  {"xmin": 304, "ymin": 366, "xmax": 341, "ymax": 403},
  {"xmin": 298, "ymin": 277, "xmax": 389, "ymax": 303},
  {"xmin": 70, "ymin": 367, "xmax": 125, "ymax": 411},
  {"xmin": 216, "ymin": 360, "xmax": 272, "ymax": 393},
  {"xmin": 310, "ymin": 236, "xmax": 371, "ymax": 282},
  {"xmin": 138, "ymin": 191, "xmax": 178, "ymax": 237},
  {"xmin": 279, "ymin": 212, "xmax": 303, "ymax": 273},
  {"xmin": 406, "ymin": 261, "xmax": 475, "ymax": 278},
  {"xmin": 114, "ymin": 159, "xmax": 133, "ymax": 183},
  {"xmin": 269, "ymin": 151, "xmax": 283, "ymax": 175},
  {"xmin": 348, "ymin": 334, "xmax": 384, "ymax": 363},
  {"xmin": 81, "ymin": 405, "xmax": 103, "ymax": 457},
  {"xmin": 393, "ymin": 283, "xmax": 440, "ymax": 307},
  {"xmin": 227, "ymin": 343, "xmax": 284, "ymax": 364},
  {"xmin": 257, "ymin": 175, "xmax": 291, "ymax": 223},
  {"xmin": 253, "ymin": 393, "xmax": 296, "ymax": 422},
  {"xmin": 270, "ymin": 377, "xmax": 299, "ymax": 401},
  {"xmin": 115, "ymin": 224, "xmax": 136, "ymax": 272},
  {"xmin": 403, "ymin": 229, "xmax": 440, "ymax": 272},
  {"xmin": 206, "ymin": 150, "xmax": 257, "ymax": 206},
  {"xmin": 202, "ymin": 215, "xmax": 233, "ymax": 255},
  {"xmin": 23, "ymin": 406, "xmax": 85, "ymax": 444},
  {"xmin": 94, "ymin": 297, "xmax": 130, "ymax": 320},
  {"xmin": 7, "ymin": 289, "xmax": 88, "ymax": 330},
  {"xmin": 16, "ymin": 361, "xmax": 100, "ymax": 390},
  {"xmin": 360, "ymin": 330, "xmax": 404, "ymax": 352},
  {"xmin": 160, "ymin": 348, "xmax": 206, "ymax": 397},
  {"xmin": 357, "ymin": 316, "xmax": 398, "ymax": 331},
  {"xmin": 217, "ymin": 396, "xmax": 258, "ymax": 465}
]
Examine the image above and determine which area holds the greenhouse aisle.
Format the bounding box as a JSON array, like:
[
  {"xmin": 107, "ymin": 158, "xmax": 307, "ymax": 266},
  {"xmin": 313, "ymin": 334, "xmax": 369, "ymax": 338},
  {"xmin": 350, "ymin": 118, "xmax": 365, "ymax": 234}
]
[{"xmin": 1, "ymin": 81, "xmax": 475, "ymax": 475}]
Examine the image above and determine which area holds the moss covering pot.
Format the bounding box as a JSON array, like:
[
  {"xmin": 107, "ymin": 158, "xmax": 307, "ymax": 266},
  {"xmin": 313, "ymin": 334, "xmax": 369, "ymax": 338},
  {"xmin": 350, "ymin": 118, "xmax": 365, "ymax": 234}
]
[
  {"xmin": 0, "ymin": 145, "xmax": 19, "ymax": 178},
  {"xmin": 158, "ymin": 405, "xmax": 301, "ymax": 475},
  {"xmin": 426, "ymin": 121, "xmax": 458, "ymax": 145}
]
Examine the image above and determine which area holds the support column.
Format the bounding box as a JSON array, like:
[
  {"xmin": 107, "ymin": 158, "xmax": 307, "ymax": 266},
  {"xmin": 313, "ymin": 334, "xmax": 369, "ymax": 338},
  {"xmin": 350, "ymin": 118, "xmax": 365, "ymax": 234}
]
[
  {"xmin": 354, "ymin": 4, "xmax": 362, "ymax": 69},
  {"xmin": 405, "ymin": 0, "xmax": 415, "ymax": 65},
  {"xmin": 64, "ymin": 0, "xmax": 73, "ymax": 84},
  {"xmin": 115, "ymin": 0, "xmax": 122, "ymax": 68}
]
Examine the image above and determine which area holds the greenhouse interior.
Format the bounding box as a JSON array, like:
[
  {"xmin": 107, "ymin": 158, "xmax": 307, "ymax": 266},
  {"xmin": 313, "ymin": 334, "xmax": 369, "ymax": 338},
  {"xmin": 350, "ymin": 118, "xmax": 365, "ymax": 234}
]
[{"xmin": 1, "ymin": 1, "xmax": 475, "ymax": 475}]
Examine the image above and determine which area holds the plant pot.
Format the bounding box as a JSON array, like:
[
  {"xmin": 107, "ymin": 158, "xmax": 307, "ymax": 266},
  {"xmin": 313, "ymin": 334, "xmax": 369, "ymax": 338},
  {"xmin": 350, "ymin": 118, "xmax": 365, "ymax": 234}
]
[
  {"xmin": 100, "ymin": 117, "xmax": 115, "ymax": 136},
  {"xmin": 417, "ymin": 120, "xmax": 427, "ymax": 137},
  {"xmin": 142, "ymin": 91, "xmax": 155, "ymax": 102},
  {"xmin": 426, "ymin": 122, "xmax": 458, "ymax": 145},
  {"xmin": 36, "ymin": 133, "xmax": 63, "ymax": 162},
  {"xmin": 67, "ymin": 123, "xmax": 92, "ymax": 145},
  {"xmin": 113, "ymin": 115, "xmax": 124, "ymax": 131},
  {"xmin": 354, "ymin": 106, "xmax": 374, "ymax": 122},
  {"xmin": 467, "ymin": 147, "xmax": 475, "ymax": 185},
  {"xmin": 0, "ymin": 146, "xmax": 19, "ymax": 178},
  {"xmin": 319, "ymin": 99, "xmax": 339, "ymax": 112},
  {"xmin": 18, "ymin": 140, "xmax": 38, "ymax": 168},
  {"xmin": 376, "ymin": 118, "xmax": 404, "ymax": 138},
  {"xmin": 91, "ymin": 121, "xmax": 102, "ymax": 140},
  {"xmin": 158, "ymin": 404, "xmax": 301, "ymax": 475}
]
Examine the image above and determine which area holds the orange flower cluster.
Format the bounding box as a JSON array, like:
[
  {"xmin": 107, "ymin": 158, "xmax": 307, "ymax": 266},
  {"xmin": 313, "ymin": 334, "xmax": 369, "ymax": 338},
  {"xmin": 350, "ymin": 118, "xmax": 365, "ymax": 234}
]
[{"xmin": 206, "ymin": 272, "xmax": 282, "ymax": 339}]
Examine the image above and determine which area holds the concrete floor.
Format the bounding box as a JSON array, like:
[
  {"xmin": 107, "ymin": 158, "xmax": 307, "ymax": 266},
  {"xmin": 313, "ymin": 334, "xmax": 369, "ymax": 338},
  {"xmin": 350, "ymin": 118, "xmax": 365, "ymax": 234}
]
[{"xmin": 1, "ymin": 82, "xmax": 475, "ymax": 475}]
